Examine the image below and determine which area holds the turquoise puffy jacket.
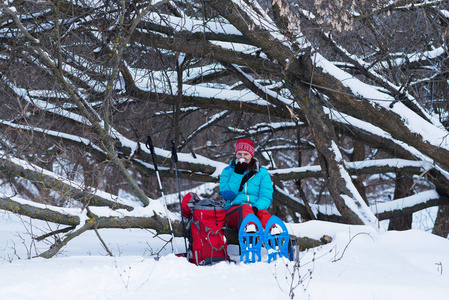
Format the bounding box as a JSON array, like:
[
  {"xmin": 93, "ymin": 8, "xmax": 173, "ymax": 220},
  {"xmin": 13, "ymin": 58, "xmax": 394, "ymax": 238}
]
[{"xmin": 219, "ymin": 159, "xmax": 273, "ymax": 211}]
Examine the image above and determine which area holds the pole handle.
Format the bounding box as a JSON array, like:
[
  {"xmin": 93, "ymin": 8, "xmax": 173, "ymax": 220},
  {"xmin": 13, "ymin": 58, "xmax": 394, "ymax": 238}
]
[
  {"xmin": 170, "ymin": 140, "xmax": 178, "ymax": 163},
  {"xmin": 146, "ymin": 135, "xmax": 158, "ymax": 172}
]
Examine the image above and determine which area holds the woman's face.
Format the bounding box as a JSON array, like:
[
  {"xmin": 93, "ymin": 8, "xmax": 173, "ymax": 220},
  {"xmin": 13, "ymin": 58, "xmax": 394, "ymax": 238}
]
[{"xmin": 235, "ymin": 150, "xmax": 252, "ymax": 164}]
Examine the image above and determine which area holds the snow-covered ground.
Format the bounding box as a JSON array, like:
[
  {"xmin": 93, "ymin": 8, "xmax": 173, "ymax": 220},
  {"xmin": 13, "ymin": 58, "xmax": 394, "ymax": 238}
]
[{"xmin": 1, "ymin": 210, "xmax": 448, "ymax": 300}]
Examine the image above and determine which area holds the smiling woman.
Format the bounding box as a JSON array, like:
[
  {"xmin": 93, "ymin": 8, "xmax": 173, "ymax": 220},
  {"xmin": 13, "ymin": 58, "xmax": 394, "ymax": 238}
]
[{"xmin": 219, "ymin": 138, "xmax": 273, "ymax": 230}]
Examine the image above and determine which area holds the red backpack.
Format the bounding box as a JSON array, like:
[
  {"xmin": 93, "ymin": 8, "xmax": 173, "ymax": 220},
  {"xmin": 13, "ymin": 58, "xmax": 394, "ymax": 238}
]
[{"xmin": 182, "ymin": 192, "xmax": 228, "ymax": 265}]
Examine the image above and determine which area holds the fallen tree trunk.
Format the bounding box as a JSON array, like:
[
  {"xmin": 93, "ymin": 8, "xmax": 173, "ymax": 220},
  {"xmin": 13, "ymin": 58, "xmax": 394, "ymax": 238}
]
[
  {"xmin": 0, "ymin": 196, "xmax": 184, "ymax": 258},
  {"xmin": 0, "ymin": 196, "xmax": 183, "ymax": 234},
  {"xmin": 1, "ymin": 195, "xmax": 336, "ymax": 258}
]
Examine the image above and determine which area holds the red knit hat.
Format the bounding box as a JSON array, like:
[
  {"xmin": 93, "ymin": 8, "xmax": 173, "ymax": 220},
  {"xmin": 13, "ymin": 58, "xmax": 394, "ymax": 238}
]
[{"xmin": 235, "ymin": 138, "xmax": 255, "ymax": 157}]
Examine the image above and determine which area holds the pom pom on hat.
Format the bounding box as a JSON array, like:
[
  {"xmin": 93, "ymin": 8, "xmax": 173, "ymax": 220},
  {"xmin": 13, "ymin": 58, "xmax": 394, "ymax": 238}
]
[{"xmin": 235, "ymin": 138, "xmax": 255, "ymax": 157}]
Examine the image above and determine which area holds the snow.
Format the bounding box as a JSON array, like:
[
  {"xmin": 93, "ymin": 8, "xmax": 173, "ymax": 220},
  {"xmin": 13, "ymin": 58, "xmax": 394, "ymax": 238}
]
[
  {"xmin": 313, "ymin": 52, "xmax": 449, "ymax": 150},
  {"xmin": 2, "ymin": 1, "xmax": 449, "ymax": 299},
  {"xmin": 374, "ymin": 190, "xmax": 440, "ymax": 214},
  {"xmin": 331, "ymin": 141, "xmax": 379, "ymax": 227},
  {"xmin": 143, "ymin": 11, "xmax": 242, "ymax": 36},
  {"xmin": 1, "ymin": 211, "xmax": 449, "ymax": 300}
]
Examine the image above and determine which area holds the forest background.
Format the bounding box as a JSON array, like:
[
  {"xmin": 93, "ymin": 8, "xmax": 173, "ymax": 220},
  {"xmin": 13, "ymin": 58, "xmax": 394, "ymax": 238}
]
[{"xmin": 0, "ymin": 0, "xmax": 449, "ymax": 259}]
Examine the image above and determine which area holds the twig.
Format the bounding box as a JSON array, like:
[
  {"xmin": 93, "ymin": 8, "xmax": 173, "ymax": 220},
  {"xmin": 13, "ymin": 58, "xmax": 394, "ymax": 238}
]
[
  {"xmin": 332, "ymin": 232, "xmax": 374, "ymax": 262},
  {"xmin": 94, "ymin": 224, "xmax": 113, "ymax": 256},
  {"xmin": 35, "ymin": 226, "xmax": 76, "ymax": 241}
]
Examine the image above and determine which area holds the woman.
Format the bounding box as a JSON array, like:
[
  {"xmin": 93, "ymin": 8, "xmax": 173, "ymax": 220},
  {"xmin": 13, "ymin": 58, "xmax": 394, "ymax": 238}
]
[{"xmin": 219, "ymin": 138, "xmax": 273, "ymax": 230}]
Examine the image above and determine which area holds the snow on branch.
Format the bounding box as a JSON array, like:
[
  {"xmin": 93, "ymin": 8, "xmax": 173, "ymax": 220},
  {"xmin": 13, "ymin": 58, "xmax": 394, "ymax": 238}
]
[
  {"xmin": 3, "ymin": 81, "xmax": 92, "ymax": 126},
  {"xmin": 179, "ymin": 110, "xmax": 232, "ymax": 150},
  {"xmin": 0, "ymin": 152, "xmax": 137, "ymax": 211},
  {"xmin": 311, "ymin": 190, "xmax": 446, "ymax": 222},
  {"xmin": 269, "ymin": 158, "xmax": 437, "ymax": 181},
  {"xmin": 141, "ymin": 11, "xmax": 244, "ymax": 38},
  {"xmin": 227, "ymin": 121, "xmax": 298, "ymax": 136},
  {"xmin": 0, "ymin": 193, "xmax": 184, "ymax": 259},
  {"xmin": 374, "ymin": 190, "xmax": 444, "ymax": 220},
  {"xmin": 312, "ymin": 52, "xmax": 449, "ymax": 151}
]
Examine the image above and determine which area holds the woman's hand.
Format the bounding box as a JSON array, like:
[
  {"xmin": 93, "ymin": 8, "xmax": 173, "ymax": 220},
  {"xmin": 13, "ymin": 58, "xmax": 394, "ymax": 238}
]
[{"xmin": 234, "ymin": 161, "xmax": 248, "ymax": 174}]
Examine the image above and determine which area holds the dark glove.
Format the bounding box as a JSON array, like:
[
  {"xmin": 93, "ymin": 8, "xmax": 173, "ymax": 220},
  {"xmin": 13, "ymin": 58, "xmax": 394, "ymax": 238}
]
[
  {"xmin": 252, "ymin": 207, "xmax": 258, "ymax": 215},
  {"xmin": 234, "ymin": 162, "xmax": 248, "ymax": 174}
]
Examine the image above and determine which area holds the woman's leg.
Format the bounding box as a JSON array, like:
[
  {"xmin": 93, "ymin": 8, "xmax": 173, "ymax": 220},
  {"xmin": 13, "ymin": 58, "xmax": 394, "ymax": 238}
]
[
  {"xmin": 225, "ymin": 204, "xmax": 254, "ymax": 230},
  {"xmin": 226, "ymin": 205, "xmax": 272, "ymax": 229},
  {"xmin": 256, "ymin": 209, "xmax": 271, "ymax": 228}
]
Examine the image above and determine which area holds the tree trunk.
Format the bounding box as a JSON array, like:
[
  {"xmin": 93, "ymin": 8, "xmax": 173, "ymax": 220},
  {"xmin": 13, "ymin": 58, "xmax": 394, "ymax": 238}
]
[
  {"xmin": 351, "ymin": 140, "xmax": 368, "ymax": 205},
  {"xmin": 433, "ymin": 205, "xmax": 449, "ymax": 238},
  {"xmin": 388, "ymin": 173, "xmax": 414, "ymax": 230}
]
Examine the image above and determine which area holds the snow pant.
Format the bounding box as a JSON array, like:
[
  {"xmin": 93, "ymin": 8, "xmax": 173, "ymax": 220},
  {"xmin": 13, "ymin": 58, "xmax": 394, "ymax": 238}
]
[{"xmin": 226, "ymin": 204, "xmax": 271, "ymax": 230}]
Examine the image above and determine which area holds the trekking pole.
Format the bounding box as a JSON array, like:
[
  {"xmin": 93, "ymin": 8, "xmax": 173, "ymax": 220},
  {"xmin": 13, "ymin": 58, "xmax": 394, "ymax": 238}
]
[
  {"xmin": 171, "ymin": 140, "xmax": 188, "ymax": 255},
  {"xmin": 145, "ymin": 135, "xmax": 178, "ymax": 254}
]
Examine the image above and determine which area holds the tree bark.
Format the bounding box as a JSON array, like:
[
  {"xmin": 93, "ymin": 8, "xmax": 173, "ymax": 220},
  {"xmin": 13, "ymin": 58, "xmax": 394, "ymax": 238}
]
[
  {"xmin": 433, "ymin": 205, "xmax": 449, "ymax": 238},
  {"xmin": 388, "ymin": 173, "xmax": 414, "ymax": 230}
]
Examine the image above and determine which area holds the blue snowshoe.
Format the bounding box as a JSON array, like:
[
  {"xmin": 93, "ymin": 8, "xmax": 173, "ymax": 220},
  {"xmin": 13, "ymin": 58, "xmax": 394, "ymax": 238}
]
[
  {"xmin": 238, "ymin": 213, "xmax": 264, "ymax": 264},
  {"xmin": 264, "ymin": 215, "xmax": 290, "ymax": 263}
]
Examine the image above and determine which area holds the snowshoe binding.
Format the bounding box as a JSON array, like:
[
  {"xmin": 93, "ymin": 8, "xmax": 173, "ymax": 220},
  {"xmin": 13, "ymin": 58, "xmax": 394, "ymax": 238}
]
[
  {"xmin": 238, "ymin": 213, "xmax": 264, "ymax": 264},
  {"xmin": 264, "ymin": 215, "xmax": 290, "ymax": 263}
]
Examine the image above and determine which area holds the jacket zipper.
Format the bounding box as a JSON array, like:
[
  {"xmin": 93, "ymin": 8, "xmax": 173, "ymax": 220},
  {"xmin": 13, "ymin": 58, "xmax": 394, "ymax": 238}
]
[{"xmin": 245, "ymin": 173, "xmax": 256, "ymax": 203}]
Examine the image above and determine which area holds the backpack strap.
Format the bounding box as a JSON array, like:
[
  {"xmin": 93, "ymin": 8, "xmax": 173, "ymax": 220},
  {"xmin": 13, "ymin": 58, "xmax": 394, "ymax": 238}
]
[{"xmin": 238, "ymin": 171, "xmax": 256, "ymax": 192}]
